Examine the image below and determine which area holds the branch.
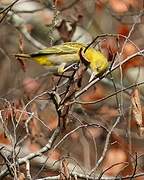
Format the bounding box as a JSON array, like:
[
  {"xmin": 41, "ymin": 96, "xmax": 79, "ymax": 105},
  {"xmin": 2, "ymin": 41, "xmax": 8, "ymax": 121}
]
[
  {"xmin": 74, "ymin": 49, "xmax": 144, "ymax": 99},
  {"xmin": 0, "ymin": 127, "xmax": 60, "ymax": 178},
  {"xmin": 74, "ymin": 80, "xmax": 144, "ymax": 105}
]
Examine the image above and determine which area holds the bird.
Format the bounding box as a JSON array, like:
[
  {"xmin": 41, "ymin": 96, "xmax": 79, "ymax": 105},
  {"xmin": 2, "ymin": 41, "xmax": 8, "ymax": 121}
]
[{"xmin": 15, "ymin": 42, "xmax": 108, "ymax": 81}]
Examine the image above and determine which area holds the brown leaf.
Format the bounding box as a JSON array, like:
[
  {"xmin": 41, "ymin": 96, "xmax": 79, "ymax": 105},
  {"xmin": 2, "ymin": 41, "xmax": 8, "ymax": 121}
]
[
  {"xmin": 54, "ymin": 0, "xmax": 64, "ymax": 7},
  {"xmin": 0, "ymin": 133, "xmax": 10, "ymax": 145},
  {"xmin": 60, "ymin": 159, "xmax": 70, "ymax": 180},
  {"xmin": 131, "ymin": 88, "xmax": 144, "ymax": 136},
  {"xmin": 102, "ymin": 148, "xmax": 128, "ymax": 176},
  {"xmin": 117, "ymin": 24, "xmax": 129, "ymax": 36},
  {"xmin": 18, "ymin": 173, "xmax": 25, "ymax": 180},
  {"xmin": 109, "ymin": 0, "xmax": 128, "ymax": 13}
]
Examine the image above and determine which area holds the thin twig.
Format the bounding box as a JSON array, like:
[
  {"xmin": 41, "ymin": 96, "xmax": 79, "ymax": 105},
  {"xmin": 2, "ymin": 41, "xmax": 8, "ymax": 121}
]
[
  {"xmin": 74, "ymin": 80, "xmax": 144, "ymax": 105},
  {"xmin": 130, "ymin": 153, "xmax": 138, "ymax": 180},
  {"xmin": 98, "ymin": 162, "xmax": 129, "ymax": 179},
  {"xmin": 0, "ymin": 0, "xmax": 20, "ymax": 23},
  {"xmin": 0, "ymin": 127, "xmax": 60, "ymax": 178},
  {"xmin": 89, "ymin": 116, "xmax": 121, "ymax": 175}
]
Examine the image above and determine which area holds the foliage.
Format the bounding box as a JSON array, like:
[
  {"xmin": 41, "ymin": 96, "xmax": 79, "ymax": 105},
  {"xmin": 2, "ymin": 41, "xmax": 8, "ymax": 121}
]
[{"xmin": 0, "ymin": 0, "xmax": 144, "ymax": 179}]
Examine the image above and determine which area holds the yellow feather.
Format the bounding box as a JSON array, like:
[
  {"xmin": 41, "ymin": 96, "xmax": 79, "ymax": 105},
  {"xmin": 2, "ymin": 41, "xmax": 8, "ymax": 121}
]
[
  {"xmin": 15, "ymin": 42, "xmax": 108, "ymax": 77},
  {"xmin": 32, "ymin": 56, "xmax": 54, "ymax": 66}
]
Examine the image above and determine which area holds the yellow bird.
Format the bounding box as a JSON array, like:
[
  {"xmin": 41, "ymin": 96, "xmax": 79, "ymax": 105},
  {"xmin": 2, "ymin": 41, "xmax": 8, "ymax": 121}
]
[{"xmin": 15, "ymin": 42, "xmax": 108, "ymax": 81}]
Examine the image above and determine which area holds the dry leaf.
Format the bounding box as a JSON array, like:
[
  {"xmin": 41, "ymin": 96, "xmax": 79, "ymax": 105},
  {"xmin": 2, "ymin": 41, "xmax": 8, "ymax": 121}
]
[
  {"xmin": 102, "ymin": 148, "xmax": 128, "ymax": 176},
  {"xmin": 117, "ymin": 24, "xmax": 129, "ymax": 36},
  {"xmin": 18, "ymin": 172, "xmax": 25, "ymax": 180},
  {"xmin": 102, "ymin": 133, "xmax": 133, "ymax": 176},
  {"xmin": 54, "ymin": 0, "xmax": 64, "ymax": 7},
  {"xmin": 60, "ymin": 159, "xmax": 70, "ymax": 180},
  {"xmin": 131, "ymin": 88, "xmax": 144, "ymax": 136},
  {"xmin": 122, "ymin": 42, "xmax": 137, "ymax": 58},
  {"xmin": 0, "ymin": 133, "xmax": 10, "ymax": 145},
  {"xmin": 109, "ymin": 0, "xmax": 128, "ymax": 13}
]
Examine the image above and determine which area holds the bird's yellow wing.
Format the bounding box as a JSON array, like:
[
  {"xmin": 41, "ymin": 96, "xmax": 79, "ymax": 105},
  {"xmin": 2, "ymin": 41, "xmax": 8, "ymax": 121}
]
[{"xmin": 30, "ymin": 42, "xmax": 85, "ymax": 57}]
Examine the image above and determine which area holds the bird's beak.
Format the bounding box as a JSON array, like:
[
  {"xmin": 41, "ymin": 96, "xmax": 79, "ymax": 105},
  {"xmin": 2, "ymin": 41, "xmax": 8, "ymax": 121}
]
[{"xmin": 89, "ymin": 72, "xmax": 97, "ymax": 82}]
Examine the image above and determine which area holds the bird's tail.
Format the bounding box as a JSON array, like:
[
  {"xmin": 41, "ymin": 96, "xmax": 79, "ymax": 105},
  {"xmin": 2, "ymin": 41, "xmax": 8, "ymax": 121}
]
[{"xmin": 15, "ymin": 53, "xmax": 31, "ymax": 59}]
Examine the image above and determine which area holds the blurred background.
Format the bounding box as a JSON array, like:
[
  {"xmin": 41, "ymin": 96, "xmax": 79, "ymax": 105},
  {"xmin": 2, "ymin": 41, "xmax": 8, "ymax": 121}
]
[{"xmin": 0, "ymin": 0, "xmax": 144, "ymax": 179}]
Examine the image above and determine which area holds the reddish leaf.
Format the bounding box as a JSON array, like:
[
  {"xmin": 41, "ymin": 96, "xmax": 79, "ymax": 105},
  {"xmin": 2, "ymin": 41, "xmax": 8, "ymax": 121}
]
[
  {"xmin": 101, "ymin": 38, "xmax": 119, "ymax": 62},
  {"xmin": 54, "ymin": 0, "xmax": 64, "ymax": 8},
  {"xmin": 0, "ymin": 133, "xmax": 10, "ymax": 145},
  {"xmin": 117, "ymin": 24, "xmax": 129, "ymax": 36},
  {"xmin": 102, "ymin": 148, "xmax": 128, "ymax": 176},
  {"xmin": 121, "ymin": 42, "xmax": 144, "ymax": 72},
  {"xmin": 109, "ymin": 0, "xmax": 128, "ymax": 13}
]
